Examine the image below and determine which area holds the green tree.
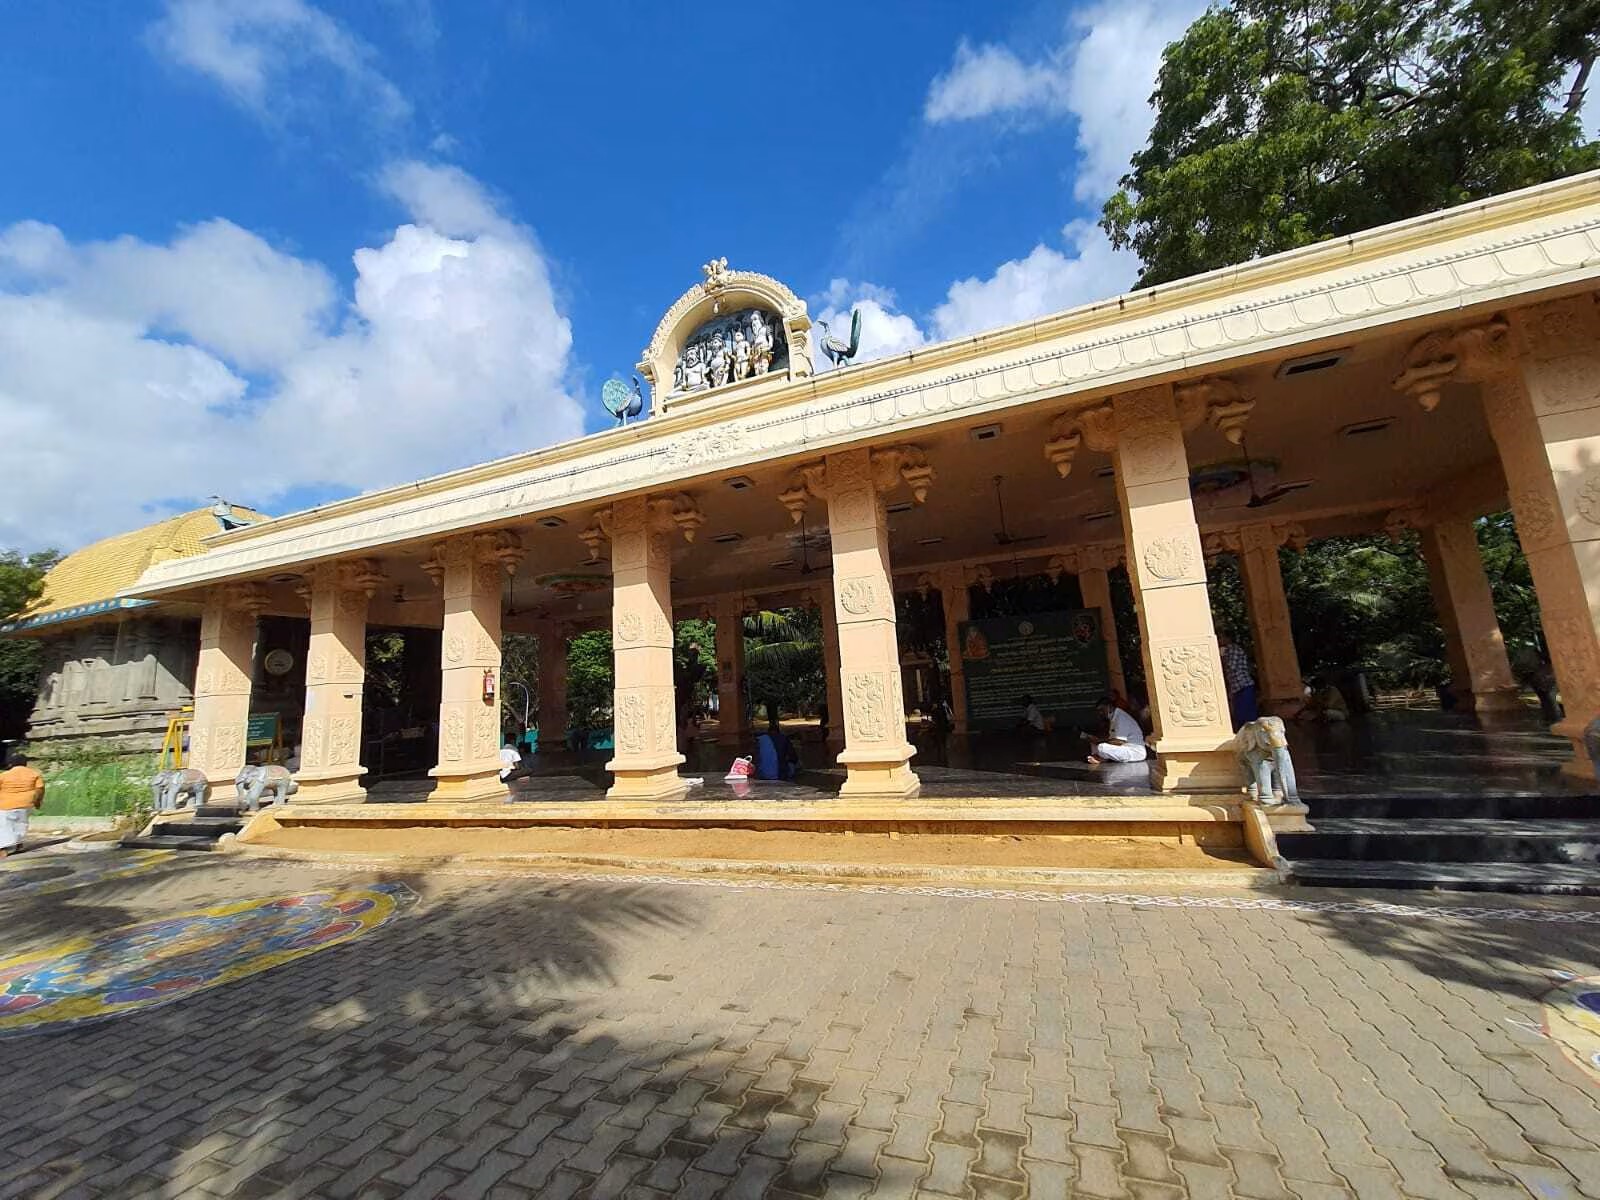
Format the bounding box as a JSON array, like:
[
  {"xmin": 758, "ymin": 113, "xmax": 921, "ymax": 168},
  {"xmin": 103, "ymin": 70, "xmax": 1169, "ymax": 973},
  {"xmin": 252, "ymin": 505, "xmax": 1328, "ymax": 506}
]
[
  {"xmin": 743, "ymin": 607, "xmax": 823, "ymax": 718},
  {"xmin": 566, "ymin": 630, "xmax": 614, "ymax": 729},
  {"xmin": 0, "ymin": 549, "xmax": 60, "ymax": 741},
  {"xmin": 1102, "ymin": 0, "xmax": 1600, "ymax": 286}
]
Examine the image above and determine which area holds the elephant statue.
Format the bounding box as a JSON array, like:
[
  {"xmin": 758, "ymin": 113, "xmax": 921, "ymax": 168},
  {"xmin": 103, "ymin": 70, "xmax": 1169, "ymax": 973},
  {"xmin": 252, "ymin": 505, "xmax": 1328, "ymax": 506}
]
[
  {"xmin": 151, "ymin": 767, "xmax": 209, "ymax": 813},
  {"xmin": 1234, "ymin": 716, "xmax": 1299, "ymax": 806},
  {"xmin": 234, "ymin": 764, "xmax": 298, "ymax": 813}
]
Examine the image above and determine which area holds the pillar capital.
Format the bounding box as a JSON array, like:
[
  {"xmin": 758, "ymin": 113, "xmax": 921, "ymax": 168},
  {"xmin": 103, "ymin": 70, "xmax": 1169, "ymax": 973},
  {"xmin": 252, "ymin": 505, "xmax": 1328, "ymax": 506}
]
[
  {"xmin": 1383, "ymin": 504, "xmax": 1432, "ymax": 541},
  {"xmin": 580, "ymin": 492, "xmax": 704, "ymax": 560},
  {"xmin": 1175, "ymin": 375, "xmax": 1255, "ymax": 445},
  {"xmin": 421, "ymin": 530, "xmax": 524, "ymax": 585},
  {"xmin": 217, "ymin": 580, "xmax": 269, "ymax": 615},
  {"xmin": 1045, "ymin": 552, "xmax": 1078, "ymax": 582},
  {"xmin": 778, "ymin": 444, "xmax": 934, "ymax": 522},
  {"xmin": 1393, "ymin": 315, "xmax": 1514, "ymax": 410},
  {"xmin": 297, "ymin": 558, "xmax": 387, "ymax": 607},
  {"xmin": 1205, "ymin": 522, "xmax": 1306, "ymax": 559}
]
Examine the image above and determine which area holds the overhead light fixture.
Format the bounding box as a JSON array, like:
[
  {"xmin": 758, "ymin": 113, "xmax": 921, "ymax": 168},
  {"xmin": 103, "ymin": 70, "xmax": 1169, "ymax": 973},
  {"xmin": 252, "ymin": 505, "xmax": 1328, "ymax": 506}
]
[
  {"xmin": 970, "ymin": 423, "xmax": 1002, "ymax": 442},
  {"xmin": 769, "ymin": 558, "xmax": 796, "ymax": 569},
  {"xmin": 724, "ymin": 475, "xmax": 755, "ymax": 491},
  {"xmin": 886, "ymin": 501, "xmax": 914, "ymax": 514},
  {"xmin": 1276, "ymin": 348, "xmax": 1349, "ymax": 378},
  {"xmin": 1094, "ymin": 465, "xmax": 1116, "ymax": 479},
  {"xmin": 1082, "ymin": 509, "xmax": 1116, "ymax": 523},
  {"xmin": 711, "ymin": 532, "xmax": 743, "ymax": 544},
  {"xmin": 917, "ymin": 536, "xmax": 944, "ymax": 546},
  {"xmin": 537, "ymin": 516, "xmax": 566, "ymax": 529},
  {"xmin": 1340, "ymin": 417, "xmax": 1394, "ymax": 437},
  {"xmin": 268, "ymin": 573, "xmax": 301, "ymax": 584}
]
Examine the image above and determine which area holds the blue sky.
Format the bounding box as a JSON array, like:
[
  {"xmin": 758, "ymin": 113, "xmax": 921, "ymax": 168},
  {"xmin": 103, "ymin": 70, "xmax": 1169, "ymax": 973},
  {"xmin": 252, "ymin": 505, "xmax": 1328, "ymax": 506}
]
[{"xmin": 0, "ymin": 0, "xmax": 1209, "ymax": 551}]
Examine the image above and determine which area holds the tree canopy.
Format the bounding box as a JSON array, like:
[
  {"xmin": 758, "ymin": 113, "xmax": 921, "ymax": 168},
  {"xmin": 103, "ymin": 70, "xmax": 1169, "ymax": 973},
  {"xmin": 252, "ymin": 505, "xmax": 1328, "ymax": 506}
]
[
  {"xmin": 0, "ymin": 549, "xmax": 60, "ymax": 740},
  {"xmin": 1102, "ymin": 0, "xmax": 1600, "ymax": 286}
]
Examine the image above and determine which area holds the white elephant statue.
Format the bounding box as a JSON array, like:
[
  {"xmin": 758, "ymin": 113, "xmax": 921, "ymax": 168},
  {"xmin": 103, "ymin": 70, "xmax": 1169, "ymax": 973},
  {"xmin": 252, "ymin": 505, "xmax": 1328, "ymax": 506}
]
[
  {"xmin": 151, "ymin": 767, "xmax": 209, "ymax": 813},
  {"xmin": 1235, "ymin": 716, "xmax": 1299, "ymax": 806},
  {"xmin": 234, "ymin": 764, "xmax": 298, "ymax": 813}
]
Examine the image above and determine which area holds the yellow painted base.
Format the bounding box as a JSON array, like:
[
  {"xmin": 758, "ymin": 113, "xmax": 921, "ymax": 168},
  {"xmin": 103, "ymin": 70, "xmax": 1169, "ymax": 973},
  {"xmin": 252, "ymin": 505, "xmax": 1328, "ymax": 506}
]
[
  {"xmin": 293, "ymin": 775, "xmax": 368, "ymax": 805},
  {"xmin": 836, "ymin": 761, "xmax": 922, "ymax": 802},
  {"xmin": 1152, "ymin": 750, "xmax": 1243, "ymax": 793},
  {"xmin": 606, "ymin": 769, "xmax": 690, "ymax": 802}
]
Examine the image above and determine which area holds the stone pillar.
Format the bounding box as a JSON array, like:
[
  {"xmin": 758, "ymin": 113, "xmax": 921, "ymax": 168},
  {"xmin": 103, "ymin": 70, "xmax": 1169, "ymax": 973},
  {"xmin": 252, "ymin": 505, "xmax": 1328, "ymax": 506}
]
[
  {"xmin": 1206, "ymin": 524, "xmax": 1307, "ymax": 717},
  {"xmin": 586, "ymin": 493, "xmax": 704, "ymax": 800},
  {"xmin": 1075, "ymin": 546, "xmax": 1128, "ymax": 701},
  {"xmin": 713, "ymin": 594, "xmax": 748, "ymax": 746},
  {"xmin": 189, "ymin": 582, "xmax": 266, "ymax": 788},
  {"xmin": 781, "ymin": 445, "xmax": 934, "ymax": 799},
  {"xmin": 1397, "ymin": 301, "xmax": 1600, "ymax": 774},
  {"xmin": 1109, "ymin": 387, "xmax": 1238, "ymax": 789},
  {"xmin": 813, "ymin": 583, "xmax": 844, "ymax": 750},
  {"xmin": 424, "ymin": 531, "xmax": 522, "ymax": 802},
  {"xmin": 295, "ymin": 560, "xmax": 384, "ymax": 803},
  {"xmin": 535, "ymin": 620, "xmax": 569, "ymax": 751},
  {"xmin": 936, "ymin": 566, "xmax": 971, "ymax": 735},
  {"xmin": 1415, "ymin": 517, "xmax": 1520, "ymax": 712}
]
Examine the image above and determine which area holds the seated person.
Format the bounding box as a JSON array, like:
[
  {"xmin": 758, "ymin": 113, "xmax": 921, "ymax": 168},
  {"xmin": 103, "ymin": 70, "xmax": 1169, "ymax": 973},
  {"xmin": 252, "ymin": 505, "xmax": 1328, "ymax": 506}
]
[
  {"xmin": 1087, "ymin": 696, "xmax": 1148, "ymax": 764},
  {"xmin": 754, "ymin": 719, "xmax": 799, "ymax": 781},
  {"xmin": 499, "ymin": 741, "xmax": 526, "ymax": 782},
  {"xmin": 1296, "ymin": 678, "xmax": 1349, "ymax": 722},
  {"xmin": 1018, "ymin": 694, "xmax": 1046, "ymax": 733}
]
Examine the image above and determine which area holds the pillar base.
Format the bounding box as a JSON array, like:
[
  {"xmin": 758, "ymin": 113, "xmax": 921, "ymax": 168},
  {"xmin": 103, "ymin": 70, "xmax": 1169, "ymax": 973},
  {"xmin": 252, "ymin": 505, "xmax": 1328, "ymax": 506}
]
[
  {"xmin": 1465, "ymin": 687, "xmax": 1523, "ymax": 714},
  {"xmin": 836, "ymin": 746, "xmax": 920, "ymax": 801},
  {"xmin": 427, "ymin": 769, "xmax": 509, "ymax": 803},
  {"xmin": 1152, "ymin": 746, "xmax": 1243, "ymax": 793},
  {"xmin": 606, "ymin": 769, "xmax": 689, "ymax": 801},
  {"xmin": 293, "ymin": 773, "xmax": 368, "ymax": 805}
]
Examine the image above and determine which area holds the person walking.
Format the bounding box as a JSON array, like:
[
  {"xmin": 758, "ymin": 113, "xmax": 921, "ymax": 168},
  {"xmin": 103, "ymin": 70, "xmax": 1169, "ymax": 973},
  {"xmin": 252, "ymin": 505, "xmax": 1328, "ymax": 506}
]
[
  {"xmin": 1218, "ymin": 632, "xmax": 1259, "ymax": 729},
  {"xmin": 0, "ymin": 751, "xmax": 45, "ymax": 856}
]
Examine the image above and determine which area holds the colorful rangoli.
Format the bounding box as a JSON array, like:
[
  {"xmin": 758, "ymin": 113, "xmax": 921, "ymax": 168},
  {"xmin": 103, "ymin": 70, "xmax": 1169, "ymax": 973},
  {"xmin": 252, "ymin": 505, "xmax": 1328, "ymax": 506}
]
[
  {"xmin": 0, "ymin": 882, "xmax": 415, "ymax": 1036},
  {"xmin": 1544, "ymin": 975, "xmax": 1600, "ymax": 1085}
]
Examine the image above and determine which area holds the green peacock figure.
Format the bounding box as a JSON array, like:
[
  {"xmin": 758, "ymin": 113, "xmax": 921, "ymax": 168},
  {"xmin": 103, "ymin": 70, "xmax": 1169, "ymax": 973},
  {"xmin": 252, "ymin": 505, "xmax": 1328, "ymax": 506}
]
[{"xmin": 818, "ymin": 308, "xmax": 862, "ymax": 368}]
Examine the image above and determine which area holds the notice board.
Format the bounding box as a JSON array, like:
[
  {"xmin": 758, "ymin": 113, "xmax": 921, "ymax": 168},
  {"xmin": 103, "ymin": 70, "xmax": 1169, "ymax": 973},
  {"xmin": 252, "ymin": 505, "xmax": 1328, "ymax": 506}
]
[{"xmin": 958, "ymin": 610, "xmax": 1110, "ymax": 730}]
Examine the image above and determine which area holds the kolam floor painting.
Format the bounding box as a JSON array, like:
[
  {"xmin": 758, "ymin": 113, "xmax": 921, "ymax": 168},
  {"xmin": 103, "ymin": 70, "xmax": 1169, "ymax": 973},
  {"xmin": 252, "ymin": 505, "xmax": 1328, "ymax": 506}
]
[
  {"xmin": 1545, "ymin": 974, "xmax": 1600, "ymax": 1086},
  {"xmin": 0, "ymin": 882, "xmax": 416, "ymax": 1036}
]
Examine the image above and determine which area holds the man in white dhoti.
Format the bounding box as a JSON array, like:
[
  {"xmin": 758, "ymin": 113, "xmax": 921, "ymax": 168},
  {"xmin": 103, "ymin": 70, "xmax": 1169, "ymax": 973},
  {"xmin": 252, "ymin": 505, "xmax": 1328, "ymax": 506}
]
[{"xmin": 1087, "ymin": 697, "xmax": 1147, "ymax": 764}]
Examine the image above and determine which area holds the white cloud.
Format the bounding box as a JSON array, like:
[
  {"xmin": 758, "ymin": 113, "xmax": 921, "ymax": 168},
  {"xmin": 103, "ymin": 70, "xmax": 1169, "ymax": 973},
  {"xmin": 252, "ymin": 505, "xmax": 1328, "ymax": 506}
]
[
  {"xmin": 813, "ymin": 280, "xmax": 929, "ymax": 370},
  {"xmin": 922, "ymin": 0, "xmax": 1206, "ymax": 201},
  {"xmin": 930, "ymin": 220, "xmax": 1139, "ymax": 340},
  {"xmin": 0, "ymin": 163, "xmax": 581, "ymax": 551},
  {"xmin": 924, "ymin": 40, "xmax": 1071, "ymax": 123},
  {"xmin": 147, "ymin": 0, "xmax": 409, "ymax": 123}
]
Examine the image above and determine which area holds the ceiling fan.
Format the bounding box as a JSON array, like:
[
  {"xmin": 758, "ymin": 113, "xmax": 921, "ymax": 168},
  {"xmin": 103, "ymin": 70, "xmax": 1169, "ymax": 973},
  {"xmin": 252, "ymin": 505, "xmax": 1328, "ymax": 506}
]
[
  {"xmin": 992, "ymin": 475, "xmax": 1047, "ymax": 546},
  {"xmin": 773, "ymin": 516, "xmax": 832, "ymax": 576},
  {"xmin": 1238, "ymin": 437, "xmax": 1297, "ymax": 509}
]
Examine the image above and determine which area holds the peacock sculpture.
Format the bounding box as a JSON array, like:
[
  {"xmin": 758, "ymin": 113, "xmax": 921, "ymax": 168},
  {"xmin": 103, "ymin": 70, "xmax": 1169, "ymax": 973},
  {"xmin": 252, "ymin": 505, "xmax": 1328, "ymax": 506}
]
[{"xmin": 818, "ymin": 308, "xmax": 862, "ymax": 368}]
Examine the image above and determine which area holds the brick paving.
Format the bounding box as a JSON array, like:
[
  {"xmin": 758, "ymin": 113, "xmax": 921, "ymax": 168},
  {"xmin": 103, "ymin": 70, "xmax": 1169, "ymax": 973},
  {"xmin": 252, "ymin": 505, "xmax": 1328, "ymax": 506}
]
[{"xmin": 3, "ymin": 852, "xmax": 1600, "ymax": 1199}]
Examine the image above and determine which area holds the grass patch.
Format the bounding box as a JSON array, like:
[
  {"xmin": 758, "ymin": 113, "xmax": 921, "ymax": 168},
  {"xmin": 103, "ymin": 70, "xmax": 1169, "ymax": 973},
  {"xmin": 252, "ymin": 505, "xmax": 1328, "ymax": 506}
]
[{"xmin": 36, "ymin": 748, "xmax": 156, "ymax": 818}]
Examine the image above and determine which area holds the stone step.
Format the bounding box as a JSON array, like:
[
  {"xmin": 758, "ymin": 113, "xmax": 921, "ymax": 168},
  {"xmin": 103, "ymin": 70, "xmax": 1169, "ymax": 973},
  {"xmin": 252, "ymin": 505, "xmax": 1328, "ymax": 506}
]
[
  {"xmin": 1285, "ymin": 858, "xmax": 1600, "ymax": 895},
  {"xmin": 1280, "ymin": 818, "xmax": 1600, "ymax": 865},
  {"xmin": 1305, "ymin": 793, "xmax": 1600, "ymax": 821},
  {"xmin": 119, "ymin": 834, "xmax": 227, "ymax": 852}
]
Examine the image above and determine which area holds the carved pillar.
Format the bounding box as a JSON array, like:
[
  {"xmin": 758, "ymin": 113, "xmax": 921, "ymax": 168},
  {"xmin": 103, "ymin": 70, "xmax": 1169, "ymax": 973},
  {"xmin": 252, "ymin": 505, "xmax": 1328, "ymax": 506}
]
[
  {"xmin": 424, "ymin": 530, "xmax": 522, "ymax": 802},
  {"xmin": 936, "ymin": 566, "xmax": 971, "ymax": 735},
  {"xmin": 190, "ymin": 582, "xmax": 267, "ymax": 786},
  {"xmin": 1207, "ymin": 524, "xmax": 1307, "ymax": 717},
  {"xmin": 588, "ymin": 493, "xmax": 703, "ymax": 800},
  {"xmin": 1075, "ymin": 546, "xmax": 1127, "ymax": 701},
  {"xmin": 1398, "ymin": 302, "xmax": 1600, "ymax": 774},
  {"xmin": 296, "ymin": 560, "xmax": 384, "ymax": 803},
  {"xmin": 1413, "ymin": 517, "xmax": 1520, "ymax": 712},
  {"xmin": 1111, "ymin": 387, "xmax": 1237, "ymax": 790},
  {"xmin": 783, "ymin": 445, "xmax": 933, "ymax": 798},
  {"xmin": 713, "ymin": 594, "xmax": 748, "ymax": 745},
  {"xmin": 535, "ymin": 620, "xmax": 569, "ymax": 751},
  {"xmin": 813, "ymin": 583, "xmax": 844, "ymax": 750}
]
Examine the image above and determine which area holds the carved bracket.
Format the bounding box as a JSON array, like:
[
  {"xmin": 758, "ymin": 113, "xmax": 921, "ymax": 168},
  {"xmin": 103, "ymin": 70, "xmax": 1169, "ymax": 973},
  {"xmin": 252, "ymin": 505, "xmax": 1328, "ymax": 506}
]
[
  {"xmin": 220, "ymin": 581, "xmax": 270, "ymax": 616},
  {"xmin": 1045, "ymin": 552, "xmax": 1079, "ymax": 583},
  {"xmin": 1383, "ymin": 504, "xmax": 1431, "ymax": 541},
  {"xmin": 1043, "ymin": 405, "xmax": 1114, "ymax": 478},
  {"xmin": 778, "ymin": 447, "xmax": 934, "ymax": 523},
  {"xmin": 648, "ymin": 492, "xmax": 707, "ymax": 543},
  {"xmin": 1393, "ymin": 316, "xmax": 1513, "ymax": 410},
  {"xmin": 1176, "ymin": 376, "xmax": 1255, "ymax": 444}
]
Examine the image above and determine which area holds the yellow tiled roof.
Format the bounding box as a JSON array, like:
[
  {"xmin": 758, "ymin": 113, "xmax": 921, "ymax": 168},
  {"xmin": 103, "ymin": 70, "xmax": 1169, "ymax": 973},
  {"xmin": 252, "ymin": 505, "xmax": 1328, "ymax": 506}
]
[{"xmin": 24, "ymin": 507, "xmax": 268, "ymax": 624}]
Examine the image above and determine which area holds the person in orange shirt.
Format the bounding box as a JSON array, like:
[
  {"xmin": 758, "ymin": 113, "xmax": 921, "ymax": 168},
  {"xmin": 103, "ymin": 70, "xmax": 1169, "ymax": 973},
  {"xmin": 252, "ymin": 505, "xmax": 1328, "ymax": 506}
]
[{"xmin": 0, "ymin": 751, "xmax": 45, "ymax": 856}]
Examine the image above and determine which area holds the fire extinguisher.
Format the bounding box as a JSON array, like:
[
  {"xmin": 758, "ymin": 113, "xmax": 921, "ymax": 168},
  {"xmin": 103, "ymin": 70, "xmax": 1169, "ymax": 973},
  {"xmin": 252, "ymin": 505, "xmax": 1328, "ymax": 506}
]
[{"xmin": 482, "ymin": 669, "xmax": 496, "ymax": 705}]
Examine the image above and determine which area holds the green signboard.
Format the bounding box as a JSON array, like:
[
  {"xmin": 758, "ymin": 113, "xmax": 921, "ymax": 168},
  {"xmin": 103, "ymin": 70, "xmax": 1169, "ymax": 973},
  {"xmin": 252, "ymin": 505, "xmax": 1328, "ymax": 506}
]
[
  {"xmin": 246, "ymin": 711, "xmax": 280, "ymax": 746},
  {"xmin": 958, "ymin": 610, "xmax": 1110, "ymax": 731}
]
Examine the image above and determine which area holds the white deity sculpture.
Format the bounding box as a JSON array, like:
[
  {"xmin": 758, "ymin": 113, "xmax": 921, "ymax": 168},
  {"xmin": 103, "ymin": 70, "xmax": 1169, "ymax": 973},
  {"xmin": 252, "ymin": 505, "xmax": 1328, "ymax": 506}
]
[
  {"xmin": 731, "ymin": 330, "xmax": 752, "ymax": 381},
  {"xmin": 749, "ymin": 312, "xmax": 774, "ymax": 375},
  {"xmin": 707, "ymin": 333, "xmax": 731, "ymax": 388},
  {"xmin": 678, "ymin": 343, "xmax": 707, "ymax": 392}
]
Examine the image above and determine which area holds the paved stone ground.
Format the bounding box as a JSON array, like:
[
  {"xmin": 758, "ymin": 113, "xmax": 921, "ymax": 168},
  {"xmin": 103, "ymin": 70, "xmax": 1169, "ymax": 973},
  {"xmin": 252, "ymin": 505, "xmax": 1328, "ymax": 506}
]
[{"xmin": 5, "ymin": 852, "xmax": 1600, "ymax": 1199}]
